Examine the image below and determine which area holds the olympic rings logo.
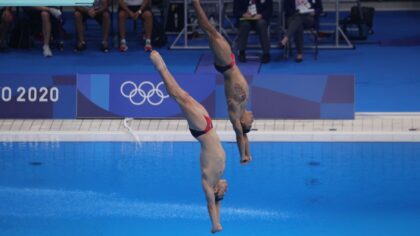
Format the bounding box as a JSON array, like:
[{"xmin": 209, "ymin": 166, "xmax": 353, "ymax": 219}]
[{"xmin": 120, "ymin": 81, "xmax": 169, "ymax": 106}]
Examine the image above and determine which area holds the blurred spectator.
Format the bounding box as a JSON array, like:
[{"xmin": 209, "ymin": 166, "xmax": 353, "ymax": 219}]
[
  {"xmin": 23, "ymin": 7, "xmax": 62, "ymax": 57},
  {"xmin": 74, "ymin": 0, "xmax": 110, "ymax": 52},
  {"xmin": 0, "ymin": 7, "xmax": 13, "ymax": 51},
  {"xmin": 118, "ymin": 0, "xmax": 153, "ymax": 52},
  {"xmin": 233, "ymin": 0, "xmax": 273, "ymax": 63},
  {"xmin": 279, "ymin": 0, "xmax": 323, "ymax": 62}
]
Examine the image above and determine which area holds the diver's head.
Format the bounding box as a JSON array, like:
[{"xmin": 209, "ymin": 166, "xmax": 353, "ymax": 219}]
[{"xmin": 215, "ymin": 179, "xmax": 228, "ymax": 202}]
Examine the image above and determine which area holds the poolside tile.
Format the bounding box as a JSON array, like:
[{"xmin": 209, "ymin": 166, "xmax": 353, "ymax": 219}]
[
  {"xmin": 20, "ymin": 120, "xmax": 34, "ymax": 131},
  {"xmin": 11, "ymin": 120, "xmax": 24, "ymax": 131},
  {"xmin": 30, "ymin": 120, "xmax": 43, "ymax": 131},
  {"xmin": 1, "ymin": 113, "xmax": 420, "ymax": 142}
]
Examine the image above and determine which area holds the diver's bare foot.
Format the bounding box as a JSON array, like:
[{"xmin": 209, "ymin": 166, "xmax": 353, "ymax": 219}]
[
  {"xmin": 150, "ymin": 50, "xmax": 167, "ymax": 71},
  {"xmin": 211, "ymin": 224, "xmax": 222, "ymax": 234},
  {"xmin": 240, "ymin": 156, "xmax": 251, "ymax": 165}
]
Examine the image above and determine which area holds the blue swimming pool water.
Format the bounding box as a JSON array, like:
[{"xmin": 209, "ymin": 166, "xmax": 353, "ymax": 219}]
[{"xmin": 0, "ymin": 142, "xmax": 419, "ymax": 236}]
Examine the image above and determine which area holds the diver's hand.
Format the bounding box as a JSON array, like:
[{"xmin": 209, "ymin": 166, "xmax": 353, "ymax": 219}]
[
  {"xmin": 211, "ymin": 224, "xmax": 222, "ymax": 234},
  {"xmin": 240, "ymin": 155, "xmax": 252, "ymax": 165}
]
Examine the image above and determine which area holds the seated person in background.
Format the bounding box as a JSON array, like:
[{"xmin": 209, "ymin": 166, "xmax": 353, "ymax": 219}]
[
  {"xmin": 74, "ymin": 0, "xmax": 110, "ymax": 52},
  {"xmin": 233, "ymin": 0, "xmax": 273, "ymax": 63},
  {"xmin": 279, "ymin": 0, "xmax": 323, "ymax": 63},
  {"xmin": 118, "ymin": 0, "xmax": 153, "ymax": 52},
  {"xmin": 22, "ymin": 6, "xmax": 62, "ymax": 57},
  {"xmin": 0, "ymin": 7, "xmax": 13, "ymax": 51}
]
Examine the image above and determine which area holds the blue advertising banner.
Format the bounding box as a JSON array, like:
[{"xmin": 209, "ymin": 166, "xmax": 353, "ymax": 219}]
[
  {"xmin": 251, "ymin": 74, "xmax": 355, "ymax": 119},
  {"xmin": 77, "ymin": 73, "xmax": 216, "ymax": 118},
  {"xmin": 0, "ymin": 74, "xmax": 76, "ymax": 118},
  {"xmin": 0, "ymin": 72, "xmax": 354, "ymax": 119}
]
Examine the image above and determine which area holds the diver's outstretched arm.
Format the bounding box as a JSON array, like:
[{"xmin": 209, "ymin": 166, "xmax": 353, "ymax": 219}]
[{"xmin": 202, "ymin": 179, "xmax": 222, "ymax": 234}]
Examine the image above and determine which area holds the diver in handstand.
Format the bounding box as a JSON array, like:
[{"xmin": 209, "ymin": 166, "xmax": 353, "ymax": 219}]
[
  {"xmin": 192, "ymin": 0, "xmax": 254, "ymax": 165},
  {"xmin": 150, "ymin": 50, "xmax": 228, "ymax": 234}
]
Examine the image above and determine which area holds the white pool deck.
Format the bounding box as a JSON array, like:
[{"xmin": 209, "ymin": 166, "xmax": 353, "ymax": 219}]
[{"xmin": 0, "ymin": 113, "xmax": 419, "ymax": 142}]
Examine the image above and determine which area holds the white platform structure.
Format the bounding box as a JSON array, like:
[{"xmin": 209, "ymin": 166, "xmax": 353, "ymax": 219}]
[
  {"xmin": 170, "ymin": 0, "xmax": 232, "ymax": 49},
  {"xmin": 320, "ymin": 0, "xmax": 354, "ymax": 49},
  {"xmin": 170, "ymin": 0, "xmax": 354, "ymax": 50}
]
